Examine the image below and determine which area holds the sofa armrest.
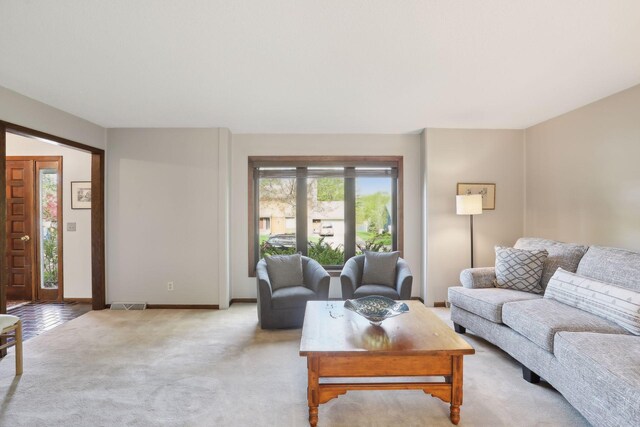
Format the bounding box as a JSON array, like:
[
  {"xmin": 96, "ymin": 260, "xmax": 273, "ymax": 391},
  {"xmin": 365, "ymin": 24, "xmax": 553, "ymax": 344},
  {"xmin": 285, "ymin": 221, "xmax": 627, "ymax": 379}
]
[
  {"xmin": 340, "ymin": 258, "xmax": 359, "ymax": 300},
  {"xmin": 304, "ymin": 258, "xmax": 330, "ymax": 300},
  {"xmin": 396, "ymin": 258, "xmax": 413, "ymax": 300},
  {"xmin": 460, "ymin": 267, "xmax": 496, "ymax": 289}
]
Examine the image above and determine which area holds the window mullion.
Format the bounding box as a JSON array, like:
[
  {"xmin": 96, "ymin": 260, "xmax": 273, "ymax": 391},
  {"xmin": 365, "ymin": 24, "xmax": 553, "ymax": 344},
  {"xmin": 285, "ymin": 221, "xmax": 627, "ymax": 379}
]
[
  {"xmin": 344, "ymin": 167, "xmax": 356, "ymax": 261},
  {"xmin": 391, "ymin": 176, "xmax": 398, "ymax": 251},
  {"xmin": 253, "ymin": 168, "xmax": 260, "ymax": 268},
  {"xmin": 296, "ymin": 167, "xmax": 308, "ymax": 256}
]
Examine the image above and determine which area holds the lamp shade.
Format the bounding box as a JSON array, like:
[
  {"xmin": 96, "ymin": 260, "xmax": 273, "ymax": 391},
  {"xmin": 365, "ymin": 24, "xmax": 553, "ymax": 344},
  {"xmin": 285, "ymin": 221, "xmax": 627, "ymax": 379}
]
[{"xmin": 456, "ymin": 194, "xmax": 483, "ymax": 215}]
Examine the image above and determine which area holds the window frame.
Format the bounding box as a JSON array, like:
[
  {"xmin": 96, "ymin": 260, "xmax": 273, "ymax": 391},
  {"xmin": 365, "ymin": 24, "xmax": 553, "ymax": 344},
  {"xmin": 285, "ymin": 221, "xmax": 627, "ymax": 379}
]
[{"xmin": 248, "ymin": 156, "xmax": 404, "ymax": 277}]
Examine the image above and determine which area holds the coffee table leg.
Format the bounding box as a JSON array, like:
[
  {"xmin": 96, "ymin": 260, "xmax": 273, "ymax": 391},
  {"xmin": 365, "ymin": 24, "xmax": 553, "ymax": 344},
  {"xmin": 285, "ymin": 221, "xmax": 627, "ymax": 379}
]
[
  {"xmin": 307, "ymin": 356, "xmax": 320, "ymax": 426},
  {"xmin": 450, "ymin": 355, "xmax": 463, "ymax": 425}
]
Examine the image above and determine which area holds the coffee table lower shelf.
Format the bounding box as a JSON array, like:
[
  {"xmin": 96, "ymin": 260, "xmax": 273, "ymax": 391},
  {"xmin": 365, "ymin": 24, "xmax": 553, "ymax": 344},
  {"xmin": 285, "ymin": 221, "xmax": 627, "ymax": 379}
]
[{"xmin": 304, "ymin": 353, "xmax": 465, "ymax": 426}]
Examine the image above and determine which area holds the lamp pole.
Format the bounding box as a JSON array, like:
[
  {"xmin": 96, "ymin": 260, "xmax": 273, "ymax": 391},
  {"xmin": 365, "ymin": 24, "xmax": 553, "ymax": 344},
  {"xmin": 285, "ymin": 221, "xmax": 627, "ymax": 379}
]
[{"xmin": 469, "ymin": 214, "xmax": 475, "ymax": 268}]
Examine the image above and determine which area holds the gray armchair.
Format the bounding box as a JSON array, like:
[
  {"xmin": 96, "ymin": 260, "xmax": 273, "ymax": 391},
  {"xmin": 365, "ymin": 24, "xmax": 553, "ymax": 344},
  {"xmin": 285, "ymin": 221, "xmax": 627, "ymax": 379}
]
[
  {"xmin": 340, "ymin": 255, "xmax": 413, "ymax": 300},
  {"xmin": 257, "ymin": 256, "xmax": 330, "ymax": 329}
]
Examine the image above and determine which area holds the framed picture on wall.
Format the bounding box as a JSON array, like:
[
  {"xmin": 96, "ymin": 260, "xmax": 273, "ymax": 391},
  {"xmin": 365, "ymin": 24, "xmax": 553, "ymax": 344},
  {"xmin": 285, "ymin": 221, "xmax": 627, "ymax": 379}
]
[
  {"xmin": 71, "ymin": 181, "xmax": 92, "ymax": 209},
  {"xmin": 457, "ymin": 182, "xmax": 496, "ymax": 210}
]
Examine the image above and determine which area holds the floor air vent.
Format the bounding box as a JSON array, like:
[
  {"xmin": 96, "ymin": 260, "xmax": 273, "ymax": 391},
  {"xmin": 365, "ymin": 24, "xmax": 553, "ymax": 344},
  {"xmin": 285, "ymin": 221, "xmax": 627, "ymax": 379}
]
[{"xmin": 110, "ymin": 302, "xmax": 147, "ymax": 310}]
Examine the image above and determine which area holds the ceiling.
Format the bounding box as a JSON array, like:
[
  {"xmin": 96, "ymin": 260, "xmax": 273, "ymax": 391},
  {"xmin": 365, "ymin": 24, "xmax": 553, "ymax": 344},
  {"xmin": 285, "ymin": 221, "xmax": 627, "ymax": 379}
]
[{"xmin": 1, "ymin": 1, "xmax": 639, "ymax": 133}]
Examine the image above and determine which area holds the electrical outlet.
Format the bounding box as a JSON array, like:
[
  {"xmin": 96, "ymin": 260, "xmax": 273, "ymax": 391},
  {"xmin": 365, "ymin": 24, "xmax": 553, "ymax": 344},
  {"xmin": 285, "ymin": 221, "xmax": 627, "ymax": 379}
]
[{"xmin": 167, "ymin": 282, "xmax": 174, "ymax": 291}]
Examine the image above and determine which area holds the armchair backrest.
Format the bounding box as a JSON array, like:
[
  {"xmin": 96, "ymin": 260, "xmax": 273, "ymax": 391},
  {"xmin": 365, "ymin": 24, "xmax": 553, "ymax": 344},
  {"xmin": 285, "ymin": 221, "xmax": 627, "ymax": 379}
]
[
  {"xmin": 257, "ymin": 255, "xmax": 322, "ymax": 289},
  {"xmin": 346, "ymin": 254, "xmax": 410, "ymax": 288}
]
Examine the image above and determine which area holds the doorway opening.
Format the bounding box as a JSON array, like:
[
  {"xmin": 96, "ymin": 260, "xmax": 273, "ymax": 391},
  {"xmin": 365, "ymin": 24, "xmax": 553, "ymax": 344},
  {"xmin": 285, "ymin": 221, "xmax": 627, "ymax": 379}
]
[{"xmin": 0, "ymin": 121, "xmax": 106, "ymax": 318}]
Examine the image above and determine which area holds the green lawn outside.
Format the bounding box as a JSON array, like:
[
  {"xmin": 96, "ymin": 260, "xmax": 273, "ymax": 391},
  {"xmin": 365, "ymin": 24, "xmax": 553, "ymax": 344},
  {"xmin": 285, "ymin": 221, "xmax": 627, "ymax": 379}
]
[{"xmin": 356, "ymin": 231, "xmax": 392, "ymax": 245}]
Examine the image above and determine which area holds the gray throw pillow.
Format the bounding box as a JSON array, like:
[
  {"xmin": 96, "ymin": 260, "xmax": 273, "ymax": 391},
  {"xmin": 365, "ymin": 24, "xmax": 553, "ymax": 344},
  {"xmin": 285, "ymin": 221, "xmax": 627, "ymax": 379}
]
[
  {"xmin": 265, "ymin": 254, "xmax": 304, "ymax": 291},
  {"xmin": 362, "ymin": 251, "xmax": 400, "ymax": 288},
  {"xmin": 494, "ymin": 246, "xmax": 548, "ymax": 294}
]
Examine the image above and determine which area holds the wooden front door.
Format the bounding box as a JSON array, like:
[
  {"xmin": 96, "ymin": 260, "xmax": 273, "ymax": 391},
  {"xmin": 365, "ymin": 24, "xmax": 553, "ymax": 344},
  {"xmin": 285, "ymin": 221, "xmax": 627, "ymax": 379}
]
[
  {"xmin": 5, "ymin": 160, "xmax": 35, "ymax": 301},
  {"xmin": 5, "ymin": 157, "xmax": 63, "ymax": 302}
]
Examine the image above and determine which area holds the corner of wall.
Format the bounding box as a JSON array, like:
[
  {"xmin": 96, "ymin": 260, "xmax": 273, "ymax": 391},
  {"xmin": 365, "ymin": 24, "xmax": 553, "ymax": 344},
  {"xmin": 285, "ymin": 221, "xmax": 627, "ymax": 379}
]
[
  {"xmin": 217, "ymin": 128, "xmax": 232, "ymax": 309},
  {"xmin": 419, "ymin": 129, "xmax": 429, "ymax": 305},
  {"xmin": 521, "ymin": 128, "xmax": 528, "ymax": 237}
]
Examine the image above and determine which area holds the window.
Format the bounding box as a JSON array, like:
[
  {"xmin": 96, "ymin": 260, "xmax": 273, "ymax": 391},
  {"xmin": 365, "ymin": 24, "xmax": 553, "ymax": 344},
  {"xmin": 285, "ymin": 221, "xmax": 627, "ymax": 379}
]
[
  {"xmin": 39, "ymin": 168, "xmax": 59, "ymax": 290},
  {"xmin": 249, "ymin": 157, "xmax": 403, "ymax": 275}
]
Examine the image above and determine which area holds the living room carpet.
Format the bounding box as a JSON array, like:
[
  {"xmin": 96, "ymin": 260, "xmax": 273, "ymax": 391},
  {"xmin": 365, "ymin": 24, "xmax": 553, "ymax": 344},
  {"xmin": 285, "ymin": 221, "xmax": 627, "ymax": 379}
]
[{"xmin": 0, "ymin": 304, "xmax": 588, "ymax": 426}]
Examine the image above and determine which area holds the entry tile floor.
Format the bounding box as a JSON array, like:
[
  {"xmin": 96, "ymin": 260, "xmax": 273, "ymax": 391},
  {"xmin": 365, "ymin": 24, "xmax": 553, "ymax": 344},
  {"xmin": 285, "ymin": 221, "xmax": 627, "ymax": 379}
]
[{"xmin": 6, "ymin": 301, "xmax": 92, "ymax": 341}]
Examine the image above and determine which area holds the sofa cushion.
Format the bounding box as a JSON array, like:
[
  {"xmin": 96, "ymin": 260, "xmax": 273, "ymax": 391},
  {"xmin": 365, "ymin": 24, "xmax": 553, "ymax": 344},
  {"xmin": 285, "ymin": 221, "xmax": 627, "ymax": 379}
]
[
  {"xmin": 494, "ymin": 246, "xmax": 548, "ymax": 294},
  {"xmin": 576, "ymin": 245, "xmax": 640, "ymax": 292},
  {"xmin": 545, "ymin": 268, "xmax": 640, "ymax": 335},
  {"xmin": 514, "ymin": 237, "xmax": 588, "ymax": 290},
  {"xmin": 502, "ymin": 299, "xmax": 628, "ymax": 352},
  {"xmin": 554, "ymin": 331, "xmax": 640, "ymax": 420},
  {"xmin": 354, "ymin": 284, "xmax": 400, "ymax": 300},
  {"xmin": 271, "ymin": 285, "xmax": 316, "ymax": 310},
  {"xmin": 448, "ymin": 287, "xmax": 542, "ymax": 324},
  {"xmin": 265, "ymin": 253, "xmax": 304, "ymax": 290},
  {"xmin": 362, "ymin": 251, "xmax": 400, "ymax": 287}
]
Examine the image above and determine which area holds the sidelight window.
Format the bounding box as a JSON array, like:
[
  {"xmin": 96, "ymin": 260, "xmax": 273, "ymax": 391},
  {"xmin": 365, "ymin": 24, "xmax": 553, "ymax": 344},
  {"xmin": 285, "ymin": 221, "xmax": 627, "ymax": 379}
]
[{"xmin": 39, "ymin": 168, "xmax": 59, "ymax": 290}]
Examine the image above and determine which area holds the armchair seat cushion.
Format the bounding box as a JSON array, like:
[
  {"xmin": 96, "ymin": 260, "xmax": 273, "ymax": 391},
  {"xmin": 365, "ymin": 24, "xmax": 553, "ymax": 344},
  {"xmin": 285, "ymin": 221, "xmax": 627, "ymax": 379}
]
[
  {"xmin": 271, "ymin": 285, "xmax": 316, "ymax": 310},
  {"xmin": 353, "ymin": 284, "xmax": 400, "ymax": 300},
  {"xmin": 0, "ymin": 315, "xmax": 20, "ymax": 332}
]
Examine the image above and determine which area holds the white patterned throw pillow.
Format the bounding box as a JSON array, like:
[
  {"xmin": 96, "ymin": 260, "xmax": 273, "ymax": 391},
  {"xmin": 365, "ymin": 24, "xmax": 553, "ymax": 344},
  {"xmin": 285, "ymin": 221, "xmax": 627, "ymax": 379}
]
[
  {"xmin": 494, "ymin": 246, "xmax": 548, "ymax": 294},
  {"xmin": 545, "ymin": 268, "xmax": 640, "ymax": 335}
]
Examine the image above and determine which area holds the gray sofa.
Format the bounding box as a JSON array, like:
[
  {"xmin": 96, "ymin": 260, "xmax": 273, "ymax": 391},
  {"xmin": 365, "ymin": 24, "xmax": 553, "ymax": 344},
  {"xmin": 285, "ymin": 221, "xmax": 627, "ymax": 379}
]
[
  {"xmin": 256, "ymin": 256, "xmax": 330, "ymax": 329},
  {"xmin": 448, "ymin": 237, "xmax": 640, "ymax": 427}
]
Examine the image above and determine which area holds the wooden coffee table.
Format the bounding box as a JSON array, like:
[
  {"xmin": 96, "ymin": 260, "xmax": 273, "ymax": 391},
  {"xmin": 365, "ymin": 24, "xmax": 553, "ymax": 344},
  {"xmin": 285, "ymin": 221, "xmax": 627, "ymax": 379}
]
[{"xmin": 299, "ymin": 300, "xmax": 474, "ymax": 426}]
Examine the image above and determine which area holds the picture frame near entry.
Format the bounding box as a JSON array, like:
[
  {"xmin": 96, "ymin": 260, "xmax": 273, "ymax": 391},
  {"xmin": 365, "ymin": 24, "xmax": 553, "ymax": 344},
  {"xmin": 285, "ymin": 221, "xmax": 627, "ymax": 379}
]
[
  {"xmin": 71, "ymin": 181, "xmax": 92, "ymax": 209},
  {"xmin": 457, "ymin": 183, "xmax": 496, "ymax": 210}
]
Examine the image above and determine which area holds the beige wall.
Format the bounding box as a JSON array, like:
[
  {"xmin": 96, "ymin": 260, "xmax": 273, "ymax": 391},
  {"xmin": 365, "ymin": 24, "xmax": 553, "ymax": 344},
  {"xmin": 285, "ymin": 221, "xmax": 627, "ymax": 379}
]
[
  {"xmin": 0, "ymin": 85, "xmax": 106, "ymax": 150},
  {"xmin": 425, "ymin": 128, "xmax": 525, "ymax": 305},
  {"xmin": 106, "ymin": 128, "xmax": 221, "ymax": 305},
  {"xmin": 525, "ymin": 84, "xmax": 640, "ymax": 251},
  {"xmin": 6, "ymin": 133, "xmax": 93, "ymax": 298},
  {"xmin": 230, "ymin": 134, "xmax": 423, "ymax": 300}
]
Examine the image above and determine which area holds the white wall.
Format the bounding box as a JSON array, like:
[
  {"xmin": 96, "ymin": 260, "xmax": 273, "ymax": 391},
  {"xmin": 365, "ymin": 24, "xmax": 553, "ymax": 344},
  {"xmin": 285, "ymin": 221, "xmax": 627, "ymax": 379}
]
[
  {"xmin": 106, "ymin": 129, "xmax": 220, "ymax": 305},
  {"xmin": 425, "ymin": 128, "xmax": 525, "ymax": 305},
  {"xmin": 525, "ymin": 84, "xmax": 640, "ymax": 251},
  {"xmin": 6, "ymin": 133, "xmax": 93, "ymax": 298},
  {"xmin": 230, "ymin": 134, "xmax": 423, "ymax": 300},
  {"xmin": 0, "ymin": 85, "xmax": 106, "ymax": 150}
]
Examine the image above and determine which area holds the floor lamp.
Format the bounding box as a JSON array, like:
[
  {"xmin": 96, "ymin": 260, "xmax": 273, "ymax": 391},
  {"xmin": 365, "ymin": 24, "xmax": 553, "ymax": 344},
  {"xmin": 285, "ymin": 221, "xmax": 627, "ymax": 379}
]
[{"xmin": 456, "ymin": 194, "xmax": 483, "ymax": 268}]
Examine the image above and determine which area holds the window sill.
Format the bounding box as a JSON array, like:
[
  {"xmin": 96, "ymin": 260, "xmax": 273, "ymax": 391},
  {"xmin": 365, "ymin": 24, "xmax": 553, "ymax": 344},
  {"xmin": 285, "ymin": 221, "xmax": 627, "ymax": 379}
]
[{"xmin": 249, "ymin": 267, "xmax": 343, "ymax": 278}]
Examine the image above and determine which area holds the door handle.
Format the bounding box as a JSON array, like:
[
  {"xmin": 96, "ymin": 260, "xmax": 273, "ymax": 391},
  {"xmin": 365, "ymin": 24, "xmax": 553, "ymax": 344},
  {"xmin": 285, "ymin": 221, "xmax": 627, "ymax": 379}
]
[{"xmin": 20, "ymin": 235, "xmax": 30, "ymax": 242}]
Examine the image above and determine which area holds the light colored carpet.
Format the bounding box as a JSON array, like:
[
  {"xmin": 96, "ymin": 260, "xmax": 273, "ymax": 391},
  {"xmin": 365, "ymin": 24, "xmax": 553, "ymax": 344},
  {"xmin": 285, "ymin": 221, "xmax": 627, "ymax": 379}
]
[{"xmin": 0, "ymin": 304, "xmax": 588, "ymax": 426}]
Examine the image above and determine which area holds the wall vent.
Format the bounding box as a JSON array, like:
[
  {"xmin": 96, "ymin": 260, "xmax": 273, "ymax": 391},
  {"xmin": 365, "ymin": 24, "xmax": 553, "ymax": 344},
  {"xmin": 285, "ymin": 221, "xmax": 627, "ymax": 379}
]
[{"xmin": 110, "ymin": 302, "xmax": 147, "ymax": 310}]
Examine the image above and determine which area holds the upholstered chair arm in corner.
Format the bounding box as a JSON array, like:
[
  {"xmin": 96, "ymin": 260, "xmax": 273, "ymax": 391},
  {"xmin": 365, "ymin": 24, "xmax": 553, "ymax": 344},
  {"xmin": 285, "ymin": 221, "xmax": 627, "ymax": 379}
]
[
  {"xmin": 396, "ymin": 258, "xmax": 413, "ymax": 300},
  {"xmin": 340, "ymin": 258, "xmax": 359, "ymax": 300},
  {"xmin": 304, "ymin": 258, "xmax": 331, "ymax": 300},
  {"xmin": 459, "ymin": 267, "xmax": 496, "ymax": 289},
  {"xmin": 256, "ymin": 260, "xmax": 273, "ymax": 321}
]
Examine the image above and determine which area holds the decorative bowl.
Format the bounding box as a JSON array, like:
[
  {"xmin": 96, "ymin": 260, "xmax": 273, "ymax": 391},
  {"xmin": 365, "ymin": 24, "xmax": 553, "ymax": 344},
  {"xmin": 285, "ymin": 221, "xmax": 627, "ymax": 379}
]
[{"xmin": 344, "ymin": 295, "xmax": 409, "ymax": 326}]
